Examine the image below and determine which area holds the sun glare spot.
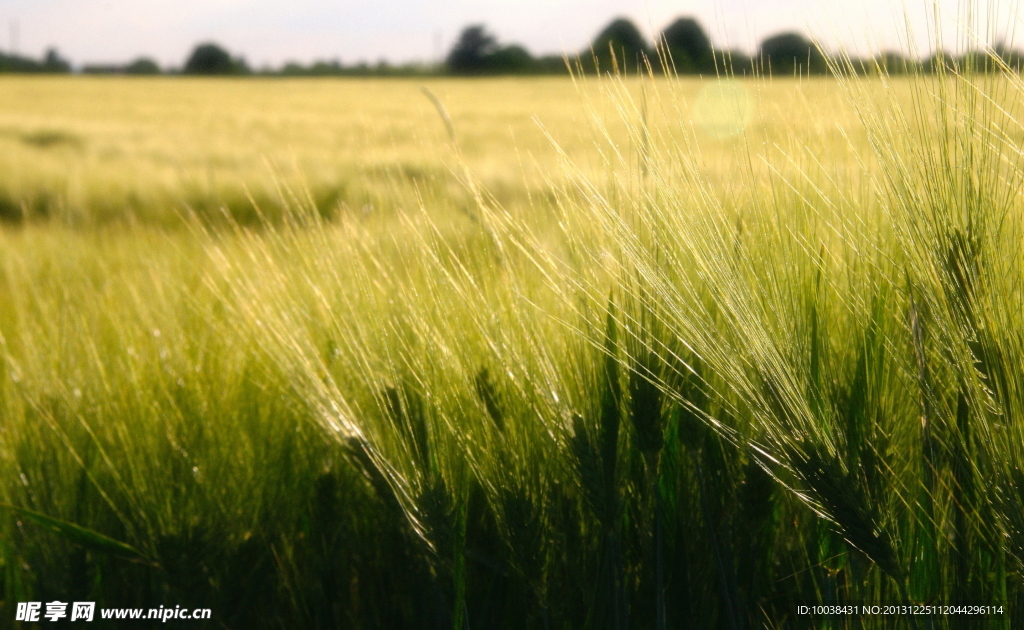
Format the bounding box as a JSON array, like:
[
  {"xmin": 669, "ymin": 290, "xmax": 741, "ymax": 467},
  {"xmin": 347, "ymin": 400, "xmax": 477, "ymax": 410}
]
[{"xmin": 693, "ymin": 79, "xmax": 752, "ymax": 139}]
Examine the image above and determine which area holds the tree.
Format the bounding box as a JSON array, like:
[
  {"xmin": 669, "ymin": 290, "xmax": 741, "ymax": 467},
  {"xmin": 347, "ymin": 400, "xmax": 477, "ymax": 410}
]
[
  {"xmin": 486, "ymin": 45, "xmax": 533, "ymax": 74},
  {"xmin": 994, "ymin": 42, "xmax": 1024, "ymax": 71},
  {"xmin": 125, "ymin": 57, "xmax": 161, "ymax": 75},
  {"xmin": 184, "ymin": 43, "xmax": 248, "ymax": 75},
  {"xmin": 659, "ymin": 18, "xmax": 712, "ymax": 73},
  {"xmin": 0, "ymin": 52, "xmax": 36, "ymax": 72},
  {"xmin": 447, "ymin": 25, "xmax": 535, "ymax": 75},
  {"xmin": 590, "ymin": 18, "xmax": 649, "ymax": 74},
  {"xmin": 447, "ymin": 25, "xmax": 499, "ymax": 74},
  {"xmin": 42, "ymin": 48, "xmax": 71, "ymax": 73},
  {"xmin": 1, "ymin": 49, "xmax": 70, "ymax": 73},
  {"xmin": 869, "ymin": 52, "xmax": 916, "ymax": 75},
  {"xmin": 759, "ymin": 32, "xmax": 827, "ymax": 75}
]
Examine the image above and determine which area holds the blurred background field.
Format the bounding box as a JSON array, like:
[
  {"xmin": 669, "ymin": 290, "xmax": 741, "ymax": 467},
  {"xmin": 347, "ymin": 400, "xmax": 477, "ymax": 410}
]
[
  {"xmin": 0, "ymin": 76, "xmax": 612, "ymax": 226},
  {"xmin": 1, "ymin": 67, "xmax": 1023, "ymax": 630},
  {"xmin": 0, "ymin": 75, "xmax": 863, "ymax": 226}
]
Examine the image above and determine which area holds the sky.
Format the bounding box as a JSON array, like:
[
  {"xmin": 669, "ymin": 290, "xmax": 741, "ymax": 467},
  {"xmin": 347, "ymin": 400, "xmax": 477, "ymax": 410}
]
[{"xmin": 0, "ymin": 0, "xmax": 1018, "ymax": 69}]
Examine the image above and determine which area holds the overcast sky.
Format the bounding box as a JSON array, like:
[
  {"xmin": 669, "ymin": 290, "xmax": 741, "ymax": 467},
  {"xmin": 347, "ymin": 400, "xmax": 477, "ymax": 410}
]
[{"xmin": 0, "ymin": 0, "xmax": 1018, "ymax": 68}]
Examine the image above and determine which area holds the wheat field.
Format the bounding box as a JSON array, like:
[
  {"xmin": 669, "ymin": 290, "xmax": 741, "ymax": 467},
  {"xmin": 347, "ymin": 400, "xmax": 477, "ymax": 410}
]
[{"xmin": 0, "ymin": 68, "xmax": 1022, "ymax": 629}]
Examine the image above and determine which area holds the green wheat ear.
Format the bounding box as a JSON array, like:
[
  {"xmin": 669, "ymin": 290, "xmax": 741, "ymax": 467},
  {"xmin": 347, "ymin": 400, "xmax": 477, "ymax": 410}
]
[
  {"xmin": 1001, "ymin": 469, "xmax": 1024, "ymax": 573},
  {"xmin": 786, "ymin": 443, "xmax": 900, "ymax": 581},
  {"xmin": 598, "ymin": 301, "xmax": 622, "ymax": 518},
  {"xmin": 943, "ymin": 227, "xmax": 982, "ymax": 332},
  {"xmin": 383, "ymin": 384, "xmax": 430, "ymax": 469},
  {"xmin": 342, "ymin": 434, "xmax": 405, "ymax": 519},
  {"xmin": 0, "ymin": 504, "xmax": 151, "ymax": 564},
  {"xmin": 500, "ymin": 488, "xmax": 546, "ymax": 586},
  {"xmin": 417, "ymin": 478, "xmax": 456, "ymax": 564},
  {"xmin": 571, "ymin": 412, "xmax": 607, "ymax": 522},
  {"xmin": 474, "ymin": 367, "xmax": 505, "ymax": 432},
  {"xmin": 629, "ymin": 350, "xmax": 664, "ymax": 459}
]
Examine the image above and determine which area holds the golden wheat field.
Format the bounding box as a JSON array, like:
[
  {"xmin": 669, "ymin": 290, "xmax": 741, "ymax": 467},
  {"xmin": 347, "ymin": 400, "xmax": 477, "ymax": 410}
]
[
  {"xmin": 2, "ymin": 72, "xmax": 1023, "ymax": 629},
  {"xmin": 0, "ymin": 76, "xmax": 872, "ymax": 224}
]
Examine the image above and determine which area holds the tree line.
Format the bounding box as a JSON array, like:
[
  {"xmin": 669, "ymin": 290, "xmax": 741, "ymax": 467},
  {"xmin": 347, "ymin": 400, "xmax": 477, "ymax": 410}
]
[
  {"xmin": 0, "ymin": 48, "xmax": 71, "ymax": 73},
  {"xmin": 444, "ymin": 18, "xmax": 1024, "ymax": 76},
  {"xmin": 1, "ymin": 16, "xmax": 1021, "ymax": 76}
]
